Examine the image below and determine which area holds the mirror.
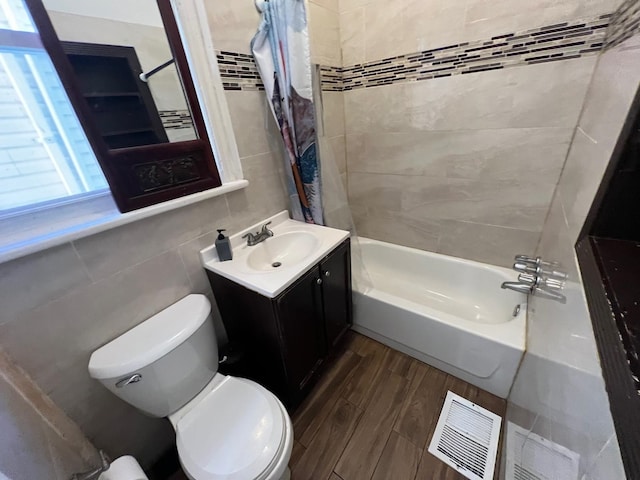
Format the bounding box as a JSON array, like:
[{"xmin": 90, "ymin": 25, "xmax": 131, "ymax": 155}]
[
  {"xmin": 41, "ymin": 0, "xmax": 197, "ymax": 149},
  {"xmin": 26, "ymin": 0, "xmax": 221, "ymax": 212}
]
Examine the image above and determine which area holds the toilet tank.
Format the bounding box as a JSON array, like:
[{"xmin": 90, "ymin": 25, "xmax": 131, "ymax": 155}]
[{"xmin": 88, "ymin": 295, "xmax": 219, "ymax": 417}]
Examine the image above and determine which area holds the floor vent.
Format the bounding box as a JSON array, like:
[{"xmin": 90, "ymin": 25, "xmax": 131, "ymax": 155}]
[
  {"xmin": 428, "ymin": 391, "xmax": 502, "ymax": 480},
  {"xmin": 506, "ymin": 422, "xmax": 579, "ymax": 480}
]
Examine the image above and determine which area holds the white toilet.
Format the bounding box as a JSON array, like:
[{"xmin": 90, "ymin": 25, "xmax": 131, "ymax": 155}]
[{"xmin": 88, "ymin": 294, "xmax": 293, "ymax": 480}]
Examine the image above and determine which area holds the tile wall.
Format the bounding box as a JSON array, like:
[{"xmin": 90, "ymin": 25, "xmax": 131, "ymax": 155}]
[
  {"xmin": 3, "ymin": 0, "xmax": 635, "ymax": 473},
  {"xmin": 504, "ymin": 21, "xmax": 640, "ymax": 478},
  {"xmin": 210, "ymin": 0, "xmax": 347, "ymax": 204},
  {"xmin": 0, "ymin": 171, "xmax": 288, "ymax": 469},
  {"xmin": 0, "ymin": 348, "xmax": 100, "ymax": 480},
  {"xmin": 204, "ymin": 0, "xmax": 629, "ymax": 268},
  {"xmin": 340, "ymin": 0, "xmax": 620, "ymax": 266},
  {"xmin": 0, "ymin": 0, "xmax": 349, "ymax": 469},
  {"xmin": 0, "ymin": 1, "xmax": 297, "ymax": 468},
  {"xmin": 339, "ymin": 0, "xmax": 621, "ymax": 64}
]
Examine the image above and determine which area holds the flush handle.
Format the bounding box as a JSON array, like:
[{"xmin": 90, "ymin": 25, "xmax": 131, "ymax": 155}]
[{"xmin": 115, "ymin": 373, "xmax": 142, "ymax": 388}]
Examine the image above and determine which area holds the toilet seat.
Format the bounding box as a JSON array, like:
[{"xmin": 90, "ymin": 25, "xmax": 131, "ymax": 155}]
[{"xmin": 175, "ymin": 376, "xmax": 289, "ymax": 480}]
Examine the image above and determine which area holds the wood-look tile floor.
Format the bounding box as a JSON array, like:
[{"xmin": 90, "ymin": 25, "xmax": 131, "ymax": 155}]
[
  {"xmin": 290, "ymin": 332, "xmax": 506, "ymax": 480},
  {"xmin": 158, "ymin": 331, "xmax": 505, "ymax": 480}
]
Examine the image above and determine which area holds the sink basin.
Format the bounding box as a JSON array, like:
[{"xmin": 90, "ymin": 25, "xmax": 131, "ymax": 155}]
[
  {"xmin": 246, "ymin": 231, "xmax": 320, "ymax": 271},
  {"xmin": 200, "ymin": 211, "xmax": 350, "ymax": 297}
]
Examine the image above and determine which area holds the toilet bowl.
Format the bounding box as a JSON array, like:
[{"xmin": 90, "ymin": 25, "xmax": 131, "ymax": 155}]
[
  {"xmin": 171, "ymin": 375, "xmax": 293, "ymax": 480},
  {"xmin": 88, "ymin": 295, "xmax": 293, "ymax": 480}
]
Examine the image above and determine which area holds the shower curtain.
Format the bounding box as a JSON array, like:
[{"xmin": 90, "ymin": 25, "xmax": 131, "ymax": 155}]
[{"xmin": 251, "ymin": 0, "xmax": 323, "ymax": 225}]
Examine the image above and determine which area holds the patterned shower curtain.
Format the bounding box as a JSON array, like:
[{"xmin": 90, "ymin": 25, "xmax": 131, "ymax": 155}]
[{"xmin": 251, "ymin": 0, "xmax": 324, "ymax": 224}]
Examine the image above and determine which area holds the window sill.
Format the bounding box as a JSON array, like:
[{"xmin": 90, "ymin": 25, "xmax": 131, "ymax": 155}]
[{"xmin": 0, "ymin": 179, "xmax": 248, "ymax": 264}]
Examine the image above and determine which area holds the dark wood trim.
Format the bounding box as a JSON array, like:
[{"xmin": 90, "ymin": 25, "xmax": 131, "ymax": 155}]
[
  {"xmin": 574, "ymin": 81, "xmax": 640, "ymax": 479},
  {"xmin": 155, "ymin": 0, "xmax": 213, "ymax": 159},
  {"xmin": 577, "ymin": 240, "xmax": 640, "ymax": 480},
  {"xmin": 0, "ymin": 28, "xmax": 42, "ymax": 49},
  {"xmin": 61, "ymin": 41, "xmax": 169, "ymax": 146},
  {"xmin": 577, "ymin": 85, "xmax": 640, "ymax": 241},
  {"xmin": 23, "ymin": 0, "xmax": 221, "ymax": 212}
]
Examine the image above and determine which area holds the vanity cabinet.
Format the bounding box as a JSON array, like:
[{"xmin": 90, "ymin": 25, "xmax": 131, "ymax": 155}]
[
  {"xmin": 275, "ymin": 266, "xmax": 326, "ymax": 397},
  {"xmin": 320, "ymin": 241, "xmax": 352, "ymax": 349},
  {"xmin": 206, "ymin": 238, "xmax": 352, "ymax": 410}
]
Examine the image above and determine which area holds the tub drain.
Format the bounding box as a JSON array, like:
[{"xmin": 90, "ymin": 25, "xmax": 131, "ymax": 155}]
[{"xmin": 272, "ymin": 262, "xmax": 282, "ymax": 268}]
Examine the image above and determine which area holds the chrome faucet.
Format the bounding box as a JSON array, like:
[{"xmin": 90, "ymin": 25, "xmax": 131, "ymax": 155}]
[
  {"xmin": 501, "ymin": 254, "xmax": 567, "ymax": 304},
  {"xmin": 242, "ymin": 221, "xmax": 274, "ymax": 246},
  {"xmin": 500, "ymin": 281, "xmax": 533, "ymax": 295}
]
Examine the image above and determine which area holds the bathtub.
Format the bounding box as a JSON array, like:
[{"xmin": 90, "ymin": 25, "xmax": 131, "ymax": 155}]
[{"xmin": 352, "ymin": 237, "xmax": 527, "ymax": 398}]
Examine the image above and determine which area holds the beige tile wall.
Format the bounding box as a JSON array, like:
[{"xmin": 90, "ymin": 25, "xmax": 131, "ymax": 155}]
[
  {"xmin": 320, "ymin": 90, "xmax": 347, "ymax": 185},
  {"xmin": 0, "ymin": 156, "xmax": 288, "ymax": 469},
  {"xmin": 12, "ymin": 0, "xmax": 621, "ymax": 471},
  {"xmin": 207, "ymin": 0, "xmax": 346, "ymax": 203},
  {"xmin": 0, "ymin": 3, "xmax": 293, "ymax": 468},
  {"xmin": 504, "ymin": 32, "xmax": 640, "ymax": 479},
  {"xmin": 540, "ymin": 34, "xmax": 640, "ymax": 280},
  {"xmin": 0, "ymin": 0, "xmax": 346, "ymax": 468},
  {"xmin": 345, "ymin": 57, "xmax": 598, "ymax": 266},
  {"xmin": 0, "ymin": 349, "xmax": 99, "ymax": 480},
  {"xmin": 340, "ymin": 0, "xmax": 622, "ymax": 266},
  {"xmin": 207, "ymin": 0, "xmax": 342, "ymax": 66},
  {"xmin": 206, "ymin": 0, "xmax": 347, "ymax": 219},
  {"xmin": 339, "ymin": 0, "xmax": 620, "ymax": 65},
  {"xmin": 0, "ymin": 0, "xmax": 349, "ymax": 470}
]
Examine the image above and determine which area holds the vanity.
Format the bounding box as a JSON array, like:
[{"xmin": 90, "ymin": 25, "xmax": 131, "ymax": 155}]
[{"xmin": 200, "ymin": 211, "xmax": 352, "ymax": 409}]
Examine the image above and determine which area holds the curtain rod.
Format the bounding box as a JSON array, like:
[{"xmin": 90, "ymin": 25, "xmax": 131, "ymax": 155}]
[{"xmin": 139, "ymin": 58, "xmax": 175, "ymax": 82}]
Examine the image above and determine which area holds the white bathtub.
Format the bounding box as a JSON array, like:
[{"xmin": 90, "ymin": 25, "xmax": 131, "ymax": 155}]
[{"xmin": 352, "ymin": 237, "xmax": 527, "ymax": 398}]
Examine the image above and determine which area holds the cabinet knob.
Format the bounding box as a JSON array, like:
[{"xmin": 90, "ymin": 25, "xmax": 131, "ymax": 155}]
[
  {"xmin": 324, "ymin": 270, "xmax": 331, "ymax": 277},
  {"xmin": 316, "ymin": 278, "xmax": 323, "ymax": 285}
]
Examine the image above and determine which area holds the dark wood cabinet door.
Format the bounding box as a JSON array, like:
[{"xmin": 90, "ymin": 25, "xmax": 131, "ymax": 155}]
[
  {"xmin": 276, "ymin": 266, "xmax": 325, "ymax": 397},
  {"xmin": 320, "ymin": 240, "xmax": 353, "ymax": 349}
]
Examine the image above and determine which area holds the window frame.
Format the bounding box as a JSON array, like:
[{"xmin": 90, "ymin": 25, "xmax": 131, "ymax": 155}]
[
  {"xmin": 0, "ymin": 0, "xmax": 247, "ymax": 263},
  {"xmin": 23, "ymin": 0, "xmax": 222, "ymax": 213}
]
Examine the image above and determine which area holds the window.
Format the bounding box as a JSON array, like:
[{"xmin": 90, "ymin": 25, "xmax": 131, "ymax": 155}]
[
  {"xmin": 0, "ymin": 0, "xmax": 108, "ymax": 215},
  {"xmin": 0, "ymin": 0, "xmax": 245, "ymax": 262}
]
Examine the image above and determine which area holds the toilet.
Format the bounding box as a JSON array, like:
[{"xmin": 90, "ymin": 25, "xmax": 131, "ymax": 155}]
[{"xmin": 88, "ymin": 294, "xmax": 293, "ymax": 480}]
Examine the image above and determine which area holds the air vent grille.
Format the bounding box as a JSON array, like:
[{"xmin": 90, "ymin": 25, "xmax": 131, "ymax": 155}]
[
  {"xmin": 514, "ymin": 464, "xmax": 543, "ymax": 480},
  {"xmin": 506, "ymin": 422, "xmax": 579, "ymax": 480},
  {"xmin": 428, "ymin": 391, "xmax": 502, "ymax": 480}
]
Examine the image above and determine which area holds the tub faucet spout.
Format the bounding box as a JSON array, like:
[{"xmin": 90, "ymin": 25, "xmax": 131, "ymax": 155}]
[
  {"xmin": 504, "ymin": 253, "xmax": 568, "ymax": 303},
  {"xmin": 501, "ymin": 281, "xmax": 533, "ymax": 294}
]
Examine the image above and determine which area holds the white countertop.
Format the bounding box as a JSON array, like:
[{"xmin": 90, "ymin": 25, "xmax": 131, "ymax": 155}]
[{"xmin": 200, "ymin": 211, "xmax": 350, "ymax": 298}]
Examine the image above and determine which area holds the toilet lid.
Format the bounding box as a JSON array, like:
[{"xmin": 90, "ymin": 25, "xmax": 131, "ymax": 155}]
[{"xmin": 175, "ymin": 377, "xmax": 286, "ymax": 480}]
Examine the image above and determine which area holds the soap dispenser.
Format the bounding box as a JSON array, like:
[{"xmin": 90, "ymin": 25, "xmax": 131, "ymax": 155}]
[{"xmin": 215, "ymin": 229, "xmax": 233, "ymax": 261}]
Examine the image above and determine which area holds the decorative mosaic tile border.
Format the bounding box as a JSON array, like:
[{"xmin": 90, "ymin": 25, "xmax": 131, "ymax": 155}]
[
  {"xmin": 334, "ymin": 15, "xmax": 610, "ymax": 91},
  {"xmin": 159, "ymin": 110, "xmax": 194, "ymax": 130},
  {"xmin": 605, "ymin": 0, "xmax": 640, "ymax": 49},
  {"xmin": 217, "ymin": 50, "xmax": 264, "ymax": 91},
  {"xmin": 217, "ymin": 13, "xmax": 618, "ymax": 94},
  {"xmin": 319, "ymin": 65, "xmax": 344, "ymax": 92}
]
